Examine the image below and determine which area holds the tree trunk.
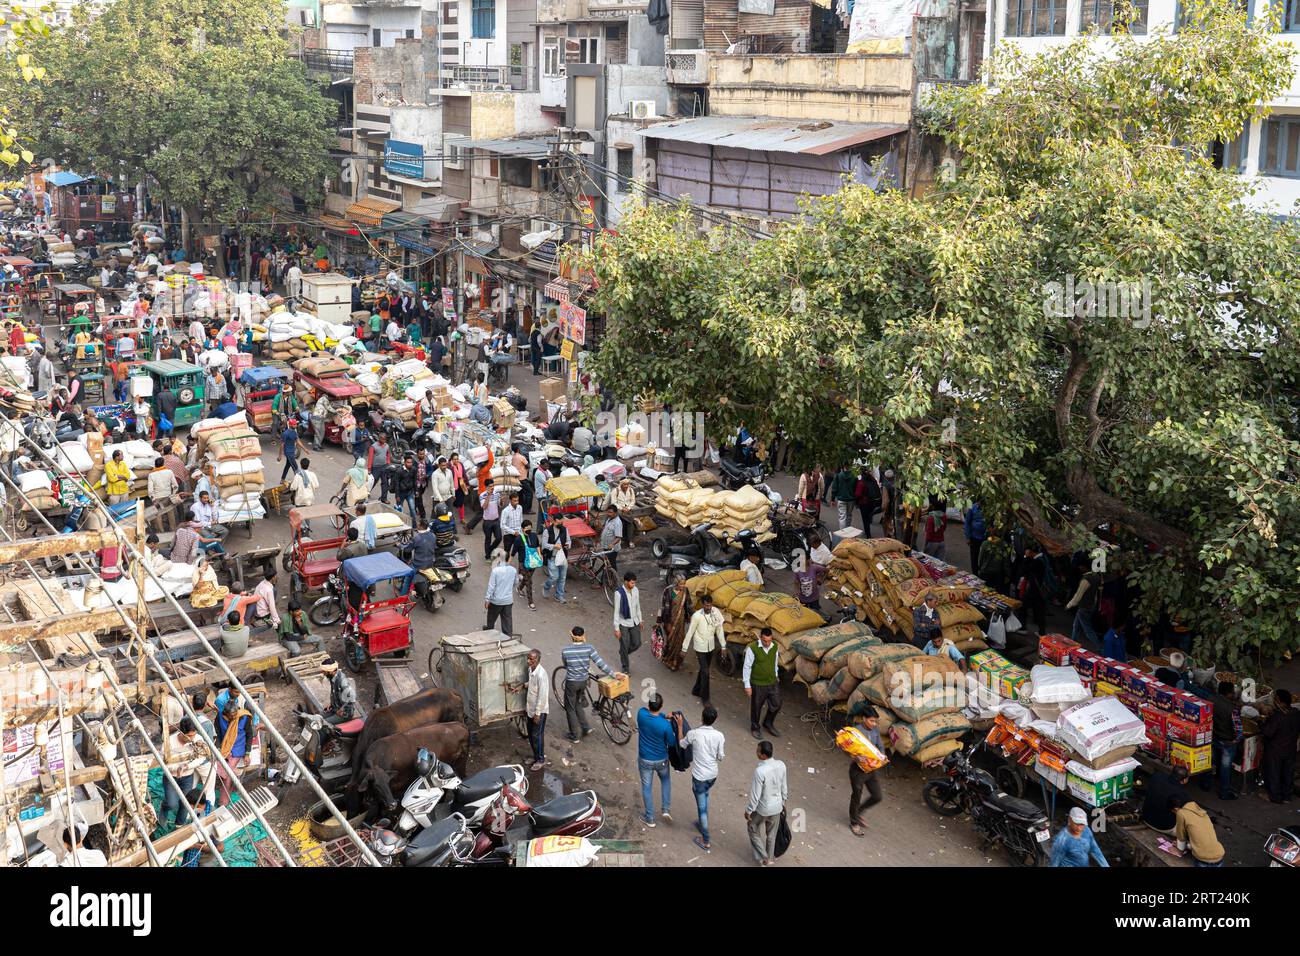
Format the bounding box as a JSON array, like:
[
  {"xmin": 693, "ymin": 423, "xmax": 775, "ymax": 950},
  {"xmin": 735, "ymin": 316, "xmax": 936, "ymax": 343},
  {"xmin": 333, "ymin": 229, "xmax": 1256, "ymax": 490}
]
[
  {"xmin": 180, "ymin": 206, "xmax": 192, "ymax": 258},
  {"xmin": 241, "ymin": 233, "xmax": 252, "ymax": 285}
]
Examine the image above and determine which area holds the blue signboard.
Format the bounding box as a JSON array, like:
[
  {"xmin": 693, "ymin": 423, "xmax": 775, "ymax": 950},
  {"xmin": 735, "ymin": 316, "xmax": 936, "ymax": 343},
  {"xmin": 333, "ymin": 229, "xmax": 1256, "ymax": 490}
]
[
  {"xmin": 384, "ymin": 140, "xmax": 425, "ymax": 179},
  {"xmin": 396, "ymin": 234, "xmax": 437, "ymax": 255}
]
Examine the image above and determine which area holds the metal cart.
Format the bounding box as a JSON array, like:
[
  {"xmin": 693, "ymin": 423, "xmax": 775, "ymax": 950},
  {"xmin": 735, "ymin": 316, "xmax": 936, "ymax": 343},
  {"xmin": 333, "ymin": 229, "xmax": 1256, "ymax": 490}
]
[{"xmin": 426, "ymin": 629, "xmax": 531, "ymax": 739}]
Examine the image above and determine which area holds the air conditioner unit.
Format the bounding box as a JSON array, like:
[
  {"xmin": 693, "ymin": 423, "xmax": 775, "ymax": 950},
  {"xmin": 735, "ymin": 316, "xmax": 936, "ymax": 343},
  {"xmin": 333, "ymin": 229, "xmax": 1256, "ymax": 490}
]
[{"xmin": 629, "ymin": 100, "xmax": 657, "ymax": 120}]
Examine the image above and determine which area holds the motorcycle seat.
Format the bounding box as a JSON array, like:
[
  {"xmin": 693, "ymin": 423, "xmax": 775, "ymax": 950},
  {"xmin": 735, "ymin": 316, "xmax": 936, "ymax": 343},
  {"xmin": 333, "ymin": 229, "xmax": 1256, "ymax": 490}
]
[
  {"xmin": 404, "ymin": 816, "xmax": 466, "ymax": 866},
  {"xmin": 530, "ymin": 792, "xmax": 595, "ymax": 829},
  {"xmin": 453, "ymin": 767, "xmax": 520, "ymax": 806},
  {"xmin": 983, "ymin": 792, "xmax": 1043, "ymax": 820}
]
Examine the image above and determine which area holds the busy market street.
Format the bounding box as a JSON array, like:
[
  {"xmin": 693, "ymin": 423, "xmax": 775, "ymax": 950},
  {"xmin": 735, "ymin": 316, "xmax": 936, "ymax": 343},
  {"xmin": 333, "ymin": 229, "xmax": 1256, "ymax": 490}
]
[{"xmin": 0, "ymin": 0, "xmax": 1296, "ymax": 925}]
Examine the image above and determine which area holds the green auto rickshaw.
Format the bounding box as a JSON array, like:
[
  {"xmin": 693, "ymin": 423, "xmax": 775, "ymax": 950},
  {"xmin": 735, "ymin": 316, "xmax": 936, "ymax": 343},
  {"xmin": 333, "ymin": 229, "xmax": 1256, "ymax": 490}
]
[{"xmin": 141, "ymin": 359, "xmax": 207, "ymax": 427}]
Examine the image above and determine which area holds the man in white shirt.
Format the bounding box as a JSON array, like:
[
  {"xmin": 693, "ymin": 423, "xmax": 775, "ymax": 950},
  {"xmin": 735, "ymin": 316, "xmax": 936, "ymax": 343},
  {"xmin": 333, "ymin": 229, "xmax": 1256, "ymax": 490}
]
[
  {"xmin": 684, "ymin": 593, "xmax": 726, "ymax": 704},
  {"xmin": 613, "ymin": 570, "xmax": 642, "ymax": 672},
  {"xmin": 385, "ymin": 317, "xmax": 402, "ymax": 346},
  {"xmin": 289, "ymin": 456, "xmax": 320, "ymax": 532},
  {"xmin": 740, "ymin": 551, "xmax": 763, "ymax": 586},
  {"xmin": 428, "ymin": 457, "xmax": 455, "ymax": 516},
  {"xmin": 499, "ymin": 491, "xmax": 524, "ymax": 560},
  {"xmin": 678, "ymin": 704, "xmax": 725, "ymax": 852},
  {"xmin": 746, "ymin": 740, "xmax": 788, "ymax": 866},
  {"xmin": 518, "ymin": 649, "xmax": 549, "ymax": 770}
]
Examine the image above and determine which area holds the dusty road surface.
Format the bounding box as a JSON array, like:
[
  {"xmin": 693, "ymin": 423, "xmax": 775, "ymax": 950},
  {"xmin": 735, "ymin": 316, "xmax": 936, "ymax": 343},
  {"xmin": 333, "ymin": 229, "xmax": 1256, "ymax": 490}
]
[{"xmin": 231, "ymin": 370, "xmax": 1001, "ymax": 869}]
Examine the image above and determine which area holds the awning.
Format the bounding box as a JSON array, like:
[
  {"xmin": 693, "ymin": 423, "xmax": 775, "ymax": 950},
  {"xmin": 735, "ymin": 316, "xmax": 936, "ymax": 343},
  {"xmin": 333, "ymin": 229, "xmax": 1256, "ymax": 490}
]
[
  {"xmin": 639, "ymin": 116, "xmax": 908, "ymax": 156},
  {"xmin": 544, "ymin": 279, "xmax": 572, "ymax": 301},
  {"xmin": 46, "ymin": 171, "xmax": 88, "ymax": 187},
  {"xmin": 345, "ymin": 196, "xmax": 401, "ymax": 228},
  {"xmin": 460, "ymin": 137, "xmax": 552, "ymax": 158},
  {"xmin": 455, "ymin": 238, "xmax": 498, "ymax": 258},
  {"xmin": 319, "ymin": 212, "xmax": 358, "ymax": 235}
]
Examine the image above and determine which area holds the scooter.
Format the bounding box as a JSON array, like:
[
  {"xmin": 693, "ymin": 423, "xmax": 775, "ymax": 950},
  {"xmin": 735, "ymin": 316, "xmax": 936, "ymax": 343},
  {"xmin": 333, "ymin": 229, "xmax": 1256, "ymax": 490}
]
[
  {"xmin": 432, "ymin": 543, "xmax": 470, "ymax": 592},
  {"xmin": 1265, "ymin": 826, "xmax": 1299, "ymax": 866},
  {"xmin": 413, "ymin": 565, "xmax": 452, "ymax": 612},
  {"xmin": 922, "ymin": 745, "xmax": 1052, "ymax": 867},
  {"xmin": 395, "ymin": 753, "xmax": 528, "ymax": 834},
  {"xmin": 281, "ymin": 710, "xmax": 364, "ymax": 796},
  {"xmin": 718, "ymin": 449, "xmax": 769, "ymax": 490},
  {"xmin": 464, "ymin": 783, "xmax": 603, "ymax": 864},
  {"xmin": 654, "ymin": 524, "xmax": 757, "ymax": 577},
  {"xmin": 366, "ymin": 814, "xmax": 506, "ymax": 867}
]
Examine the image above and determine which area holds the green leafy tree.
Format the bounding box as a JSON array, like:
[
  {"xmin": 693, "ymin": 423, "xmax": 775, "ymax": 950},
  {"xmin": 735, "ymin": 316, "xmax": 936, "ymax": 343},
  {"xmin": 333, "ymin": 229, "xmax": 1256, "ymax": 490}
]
[
  {"xmin": 575, "ymin": 0, "xmax": 1300, "ymax": 672},
  {"xmin": 4, "ymin": 0, "xmax": 334, "ymax": 271}
]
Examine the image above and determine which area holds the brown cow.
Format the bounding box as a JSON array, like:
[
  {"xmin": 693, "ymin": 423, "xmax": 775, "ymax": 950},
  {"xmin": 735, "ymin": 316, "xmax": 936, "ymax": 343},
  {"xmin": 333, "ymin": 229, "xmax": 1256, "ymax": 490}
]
[
  {"xmin": 349, "ymin": 687, "xmax": 464, "ymax": 781},
  {"xmin": 354, "ymin": 721, "xmax": 470, "ymax": 813}
]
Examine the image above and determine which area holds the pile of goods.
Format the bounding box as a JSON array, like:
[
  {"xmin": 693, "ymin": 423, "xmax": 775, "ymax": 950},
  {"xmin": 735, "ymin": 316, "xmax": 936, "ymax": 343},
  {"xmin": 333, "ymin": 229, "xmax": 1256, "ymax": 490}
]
[
  {"xmin": 15, "ymin": 466, "xmax": 61, "ymax": 513},
  {"xmin": 191, "ymin": 412, "xmax": 266, "ymax": 521},
  {"xmin": 971, "ymin": 640, "xmax": 1180, "ymax": 808},
  {"xmin": 291, "ymin": 353, "xmax": 358, "ymax": 431},
  {"xmin": 48, "ymin": 239, "xmax": 78, "ymax": 272},
  {"xmin": 264, "ymin": 311, "xmax": 356, "ymax": 362},
  {"xmin": 823, "ymin": 538, "xmax": 991, "ymax": 653},
  {"xmin": 683, "ymin": 570, "xmax": 826, "ymax": 661},
  {"xmin": 652, "ymin": 477, "xmax": 773, "ymax": 541},
  {"xmin": 102, "ymin": 439, "xmax": 161, "ymax": 499},
  {"xmin": 1037, "ymin": 635, "xmax": 1218, "ymax": 776},
  {"xmin": 843, "ymin": 643, "xmax": 972, "ymax": 764}
]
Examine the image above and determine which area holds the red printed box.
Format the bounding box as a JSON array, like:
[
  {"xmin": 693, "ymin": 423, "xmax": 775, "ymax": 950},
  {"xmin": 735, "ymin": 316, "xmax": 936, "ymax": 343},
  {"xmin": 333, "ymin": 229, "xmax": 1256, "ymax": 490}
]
[
  {"xmin": 1141, "ymin": 736, "xmax": 1167, "ymax": 760},
  {"xmin": 1072, "ymin": 648, "xmax": 1104, "ymax": 680},
  {"xmin": 1170, "ymin": 691, "xmax": 1213, "ymax": 725},
  {"xmin": 1149, "ymin": 681, "xmax": 1178, "ymax": 713},
  {"xmin": 1164, "ymin": 713, "xmax": 1213, "ymax": 747},
  {"xmin": 1039, "ymin": 633, "xmax": 1079, "ymax": 667},
  {"xmin": 1118, "ymin": 690, "xmax": 1144, "ymax": 714},
  {"xmin": 1139, "ymin": 702, "xmax": 1167, "ymax": 743}
]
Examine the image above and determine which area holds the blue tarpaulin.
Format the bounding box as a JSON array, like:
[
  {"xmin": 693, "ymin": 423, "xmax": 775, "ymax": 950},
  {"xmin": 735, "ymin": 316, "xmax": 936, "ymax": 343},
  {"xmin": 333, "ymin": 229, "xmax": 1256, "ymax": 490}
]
[
  {"xmin": 46, "ymin": 171, "xmax": 88, "ymax": 187},
  {"xmin": 342, "ymin": 552, "xmax": 414, "ymax": 590}
]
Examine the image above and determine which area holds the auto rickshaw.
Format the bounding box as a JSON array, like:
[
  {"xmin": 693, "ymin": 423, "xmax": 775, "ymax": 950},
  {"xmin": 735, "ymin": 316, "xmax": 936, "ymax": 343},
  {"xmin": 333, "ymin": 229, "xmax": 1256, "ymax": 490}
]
[
  {"xmin": 319, "ymin": 552, "xmax": 415, "ymax": 673},
  {"xmin": 294, "ymin": 370, "xmax": 363, "ymax": 447},
  {"xmin": 51, "ymin": 282, "xmax": 97, "ymax": 325},
  {"xmin": 239, "ymin": 365, "xmax": 293, "ymax": 433},
  {"xmin": 140, "ymin": 359, "xmax": 206, "ymax": 426},
  {"xmin": 282, "ymin": 503, "xmax": 348, "ymax": 596}
]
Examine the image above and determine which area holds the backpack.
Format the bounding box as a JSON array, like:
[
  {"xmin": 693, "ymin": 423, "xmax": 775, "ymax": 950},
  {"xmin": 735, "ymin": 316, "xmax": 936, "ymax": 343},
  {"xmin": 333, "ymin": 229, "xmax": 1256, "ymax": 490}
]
[{"xmin": 668, "ymin": 711, "xmax": 693, "ymax": 772}]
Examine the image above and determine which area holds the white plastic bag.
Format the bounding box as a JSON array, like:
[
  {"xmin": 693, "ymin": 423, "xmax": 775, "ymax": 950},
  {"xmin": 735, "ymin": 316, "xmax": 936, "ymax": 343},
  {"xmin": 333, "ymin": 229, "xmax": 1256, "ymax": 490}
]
[
  {"xmin": 1026, "ymin": 664, "xmax": 1090, "ymax": 705},
  {"xmin": 986, "ymin": 614, "xmax": 1007, "ymax": 649},
  {"xmin": 1004, "ymin": 611, "xmax": 1023, "ymax": 633}
]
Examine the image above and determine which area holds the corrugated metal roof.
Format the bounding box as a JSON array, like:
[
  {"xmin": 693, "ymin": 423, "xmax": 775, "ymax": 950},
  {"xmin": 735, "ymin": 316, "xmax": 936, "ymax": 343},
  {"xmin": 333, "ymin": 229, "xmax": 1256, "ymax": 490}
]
[
  {"xmin": 639, "ymin": 116, "xmax": 907, "ymax": 155},
  {"xmin": 345, "ymin": 196, "xmax": 401, "ymax": 227},
  {"xmin": 460, "ymin": 137, "xmax": 552, "ymax": 158},
  {"xmin": 46, "ymin": 171, "xmax": 88, "ymax": 187}
]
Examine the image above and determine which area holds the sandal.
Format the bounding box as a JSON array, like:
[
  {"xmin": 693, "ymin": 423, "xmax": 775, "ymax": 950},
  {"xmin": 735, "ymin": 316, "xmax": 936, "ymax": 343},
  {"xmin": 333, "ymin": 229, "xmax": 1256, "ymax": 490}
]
[
  {"xmin": 529, "ymin": 603, "xmax": 536, "ymax": 610},
  {"xmin": 850, "ymin": 823, "xmax": 866, "ymax": 837},
  {"xmin": 692, "ymin": 836, "xmax": 711, "ymax": 852}
]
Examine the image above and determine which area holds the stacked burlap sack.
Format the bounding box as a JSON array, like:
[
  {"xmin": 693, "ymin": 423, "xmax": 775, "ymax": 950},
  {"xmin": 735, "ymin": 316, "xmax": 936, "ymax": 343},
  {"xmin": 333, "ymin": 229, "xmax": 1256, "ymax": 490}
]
[
  {"xmin": 653, "ymin": 477, "xmax": 773, "ymax": 541},
  {"xmin": 268, "ymin": 312, "xmax": 318, "ymax": 362},
  {"xmin": 16, "ymin": 467, "xmax": 59, "ymax": 512},
  {"xmin": 787, "ymin": 621, "xmax": 880, "ymax": 707},
  {"xmin": 842, "ymin": 646, "xmax": 973, "ymax": 764},
  {"xmin": 682, "ymin": 570, "xmax": 825, "ymax": 664},
  {"xmin": 103, "ymin": 439, "xmax": 160, "ymax": 498},
  {"xmin": 191, "ymin": 412, "xmax": 265, "ymax": 520},
  {"xmin": 824, "ymin": 537, "xmax": 988, "ymax": 653}
]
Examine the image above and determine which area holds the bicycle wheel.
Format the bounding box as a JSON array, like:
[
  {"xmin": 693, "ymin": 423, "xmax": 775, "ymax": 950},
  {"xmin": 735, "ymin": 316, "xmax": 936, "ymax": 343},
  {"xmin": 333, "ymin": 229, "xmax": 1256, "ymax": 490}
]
[
  {"xmin": 426, "ymin": 646, "xmax": 444, "ymax": 685},
  {"xmin": 309, "ymin": 594, "xmax": 342, "ymax": 627},
  {"xmin": 551, "ymin": 665, "xmax": 570, "ymax": 712},
  {"xmin": 716, "ymin": 645, "xmax": 737, "ymax": 676},
  {"xmin": 512, "ymin": 714, "xmax": 530, "ymax": 739},
  {"xmin": 601, "ymin": 695, "xmax": 633, "ymax": 746},
  {"xmin": 599, "ymin": 562, "xmax": 617, "ymax": 607}
]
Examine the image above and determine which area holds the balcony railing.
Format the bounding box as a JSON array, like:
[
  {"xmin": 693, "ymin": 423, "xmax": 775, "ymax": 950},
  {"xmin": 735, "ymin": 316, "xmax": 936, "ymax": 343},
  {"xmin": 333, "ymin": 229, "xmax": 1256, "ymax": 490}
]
[
  {"xmin": 295, "ymin": 48, "xmax": 355, "ymax": 75},
  {"xmin": 440, "ymin": 64, "xmax": 517, "ymax": 91},
  {"xmin": 665, "ymin": 50, "xmax": 708, "ymax": 86}
]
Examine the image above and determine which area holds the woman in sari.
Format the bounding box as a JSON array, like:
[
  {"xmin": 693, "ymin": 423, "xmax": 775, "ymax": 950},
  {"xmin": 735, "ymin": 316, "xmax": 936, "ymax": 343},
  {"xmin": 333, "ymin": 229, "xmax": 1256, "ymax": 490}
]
[
  {"xmin": 657, "ymin": 573, "xmax": 691, "ymax": 671},
  {"xmin": 448, "ymin": 451, "xmax": 470, "ymax": 524},
  {"xmin": 339, "ymin": 458, "xmax": 372, "ymax": 510},
  {"xmin": 190, "ymin": 557, "xmax": 229, "ymax": 609}
]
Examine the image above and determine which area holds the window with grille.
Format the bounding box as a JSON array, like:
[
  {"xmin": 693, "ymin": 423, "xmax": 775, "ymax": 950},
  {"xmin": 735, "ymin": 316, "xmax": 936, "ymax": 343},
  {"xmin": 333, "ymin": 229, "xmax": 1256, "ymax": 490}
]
[
  {"xmin": 1080, "ymin": 0, "xmax": 1148, "ymax": 33},
  {"xmin": 472, "ymin": 0, "xmax": 495, "ymax": 39},
  {"xmin": 1211, "ymin": 127, "xmax": 1250, "ymax": 173},
  {"xmin": 616, "ymin": 148, "xmax": 633, "ymax": 184},
  {"xmin": 1261, "ymin": 118, "xmax": 1300, "ymax": 178},
  {"xmin": 1004, "ymin": 0, "xmax": 1066, "ymax": 35}
]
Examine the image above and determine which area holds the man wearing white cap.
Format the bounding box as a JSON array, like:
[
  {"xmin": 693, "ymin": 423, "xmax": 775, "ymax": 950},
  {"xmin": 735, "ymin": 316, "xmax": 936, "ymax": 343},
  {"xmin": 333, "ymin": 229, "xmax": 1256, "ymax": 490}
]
[{"xmin": 1049, "ymin": 807, "xmax": 1108, "ymax": 867}]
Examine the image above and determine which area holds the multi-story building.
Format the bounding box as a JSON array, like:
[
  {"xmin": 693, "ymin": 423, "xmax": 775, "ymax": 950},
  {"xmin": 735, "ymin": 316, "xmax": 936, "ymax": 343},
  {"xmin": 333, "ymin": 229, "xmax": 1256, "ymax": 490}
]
[{"xmin": 984, "ymin": 0, "xmax": 1300, "ymax": 212}]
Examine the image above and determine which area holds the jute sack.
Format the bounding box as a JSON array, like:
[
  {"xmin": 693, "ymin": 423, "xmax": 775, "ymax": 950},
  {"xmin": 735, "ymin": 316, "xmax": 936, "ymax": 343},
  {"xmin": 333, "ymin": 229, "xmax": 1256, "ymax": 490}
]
[
  {"xmin": 847, "ymin": 643, "xmax": 927, "ymax": 680},
  {"xmin": 913, "ymin": 738, "xmax": 962, "ymax": 765},
  {"xmin": 889, "ymin": 712, "xmax": 971, "ymax": 756},
  {"xmin": 789, "ymin": 622, "xmax": 873, "ymax": 661},
  {"xmin": 937, "ymin": 602, "xmax": 985, "ymax": 627},
  {"xmin": 818, "ymin": 636, "xmax": 881, "ymax": 679},
  {"xmin": 827, "ymin": 666, "xmax": 861, "ymax": 702},
  {"xmin": 808, "ymin": 679, "xmax": 834, "ymax": 707},
  {"xmin": 794, "ymin": 655, "xmax": 821, "ymax": 685}
]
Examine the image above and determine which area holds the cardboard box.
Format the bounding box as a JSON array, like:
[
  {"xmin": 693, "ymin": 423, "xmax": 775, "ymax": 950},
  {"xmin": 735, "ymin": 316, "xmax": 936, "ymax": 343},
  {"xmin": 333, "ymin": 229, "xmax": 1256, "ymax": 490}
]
[
  {"xmin": 1164, "ymin": 713, "xmax": 1213, "ymax": 747},
  {"xmin": 539, "ymin": 377, "xmax": 566, "ymax": 403},
  {"xmin": 1035, "ymin": 760, "xmax": 1068, "ymax": 791},
  {"xmin": 999, "ymin": 667, "xmax": 1030, "ymax": 700},
  {"xmin": 598, "ymin": 673, "xmax": 629, "ymax": 699},
  {"xmin": 1170, "ymin": 691, "xmax": 1213, "ymax": 725},
  {"xmin": 1141, "ymin": 736, "xmax": 1167, "ymax": 760},
  {"xmin": 1139, "ymin": 703, "xmax": 1167, "ymax": 742},
  {"xmin": 491, "ymin": 397, "xmax": 516, "ymax": 430},
  {"xmin": 1038, "ymin": 633, "xmax": 1079, "ymax": 667},
  {"xmin": 1232, "ymin": 734, "xmax": 1262, "ymax": 773},
  {"xmin": 1094, "ymin": 680, "xmax": 1122, "ymax": 697},
  {"xmin": 1099, "ymin": 659, "xmax": 1135, "ymax": 686},
  {"xmin": 1149, "ymin": 681, "xmax": 1178, "ymax": 713},
  {"xmin": 1123, "ymin": 670, "xmax": 1155, "ymax": 700},
  {"xmin": 1168, "ymin": 741, "xmax": 1212, "ymax": 775},
  {"xmin": 1067, "ymin": 768, "xmax": 1136, "ymax": 807},
  {"xmin": 1071, "ymin": 648, "xmax": 1103, "ymax": 680}
]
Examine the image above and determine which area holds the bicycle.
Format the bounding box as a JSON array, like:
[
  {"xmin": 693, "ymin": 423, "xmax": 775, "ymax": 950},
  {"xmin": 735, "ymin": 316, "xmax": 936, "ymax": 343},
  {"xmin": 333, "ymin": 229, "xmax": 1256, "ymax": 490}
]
[
  {"xmin": 549, "ymin": 666, "xmax": 633, "ymax": 745},
  {"xmin": 567, "ymin": 547, "xmax": 619, "ymax": 607}
]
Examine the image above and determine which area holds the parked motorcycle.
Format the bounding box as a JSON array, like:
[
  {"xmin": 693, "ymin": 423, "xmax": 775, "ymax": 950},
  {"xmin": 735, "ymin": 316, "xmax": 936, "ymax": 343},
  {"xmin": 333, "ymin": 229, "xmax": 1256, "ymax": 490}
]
[
  {"xmin": 395, "ymin": 753, "xmax": 528, "ymax": 834},
  {"xmin": 653, "ymin": 524, "xmax": 761, "ymax": 578},
  {"xmin": 1265, "ymin": 826, "xmax": 1299, "ymax": 867},
  {"xmin": 463, "ymin": 783, "xmax": 604, "ymax": 863},
  {"xmin": 718, "ymin": 449, "xmax": 769, "ymax": 490},
  {"xmin": 281, "ymin": 710, "xmax": 363, "ymax": 796},
  {"xmin": 366, "ymin": 814, "xmax": 485, "ymax": 867},
  {"xmin": 922, "ymin": 745, "xmax": 1052, "ymax": 866}
]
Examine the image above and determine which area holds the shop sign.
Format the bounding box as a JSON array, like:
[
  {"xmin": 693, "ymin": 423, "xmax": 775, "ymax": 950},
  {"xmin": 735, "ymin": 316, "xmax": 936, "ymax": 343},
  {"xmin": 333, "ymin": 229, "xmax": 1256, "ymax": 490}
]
[
  {"xmin": 384, "ymin": 139, "xmax": 425, "ymax": 180},
  {"xmin": 560, "ymin": 339, "xmax": 575, "ymax": 361}
]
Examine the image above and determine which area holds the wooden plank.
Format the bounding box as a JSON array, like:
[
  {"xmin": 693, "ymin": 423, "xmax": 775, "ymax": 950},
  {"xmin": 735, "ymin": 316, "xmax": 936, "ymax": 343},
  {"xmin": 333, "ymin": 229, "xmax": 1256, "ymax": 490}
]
[
  {"xmin": 0, "ymin": 528, "xmax": 137, "ymax": 564},
  {"xmin": 0, "ymin": 607, "xmax": 127, "ymax": 643}
]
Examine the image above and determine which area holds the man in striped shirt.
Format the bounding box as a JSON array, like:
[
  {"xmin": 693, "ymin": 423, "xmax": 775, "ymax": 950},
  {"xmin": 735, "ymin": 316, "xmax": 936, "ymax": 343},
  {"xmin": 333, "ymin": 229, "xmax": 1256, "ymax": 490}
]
[{"xmin": 560, "ymin": 626, "xmax": 616, "ymax": 743}]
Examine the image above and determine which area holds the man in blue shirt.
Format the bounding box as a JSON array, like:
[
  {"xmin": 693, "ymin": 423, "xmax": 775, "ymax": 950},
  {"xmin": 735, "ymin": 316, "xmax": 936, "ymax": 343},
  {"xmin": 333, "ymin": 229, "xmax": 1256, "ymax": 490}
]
[
  {"xmin": 279, "ymin": 420, "xmax": 300, "ymax": 483},
  {"xmin": 963, "ymin": 501, "xmax": 987, "ymax": 573},
  {"xmin": 637, "ymin": 692, "xmax": 675, "ymax": 827},
  {"xmin": 1049, "ymin": 807, "xmax": 1109, "ymax": 867}
]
